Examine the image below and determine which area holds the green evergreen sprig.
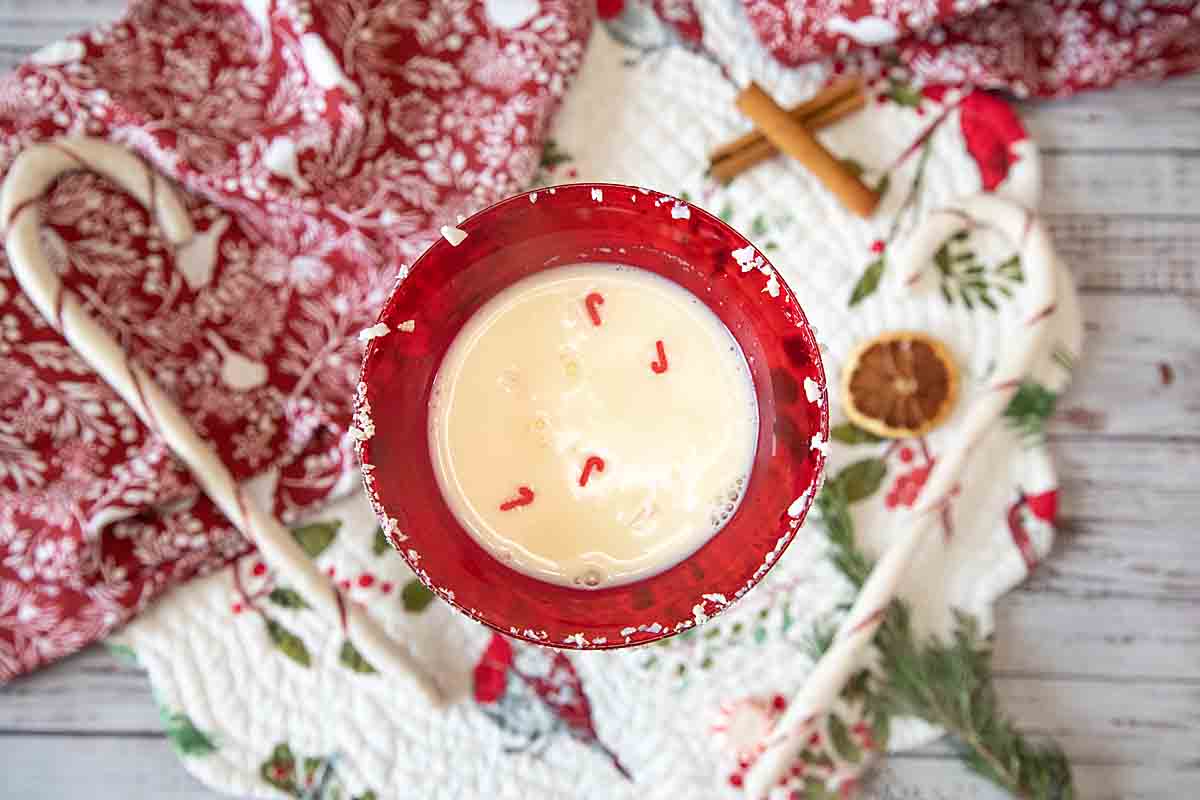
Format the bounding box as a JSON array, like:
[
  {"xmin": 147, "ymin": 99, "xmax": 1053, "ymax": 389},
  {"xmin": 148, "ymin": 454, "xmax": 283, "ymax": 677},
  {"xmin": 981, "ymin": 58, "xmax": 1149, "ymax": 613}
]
[{"xmin": 814, "ymin": 482, "xmax": 1074, "ymax": 799}]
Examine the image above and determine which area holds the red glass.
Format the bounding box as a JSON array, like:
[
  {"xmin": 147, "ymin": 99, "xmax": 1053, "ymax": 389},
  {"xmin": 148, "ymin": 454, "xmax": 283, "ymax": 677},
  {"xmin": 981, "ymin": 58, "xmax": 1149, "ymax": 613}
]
[{"xmin": 357, "ymin": 184, "xmax": 827, "ymax": 649}]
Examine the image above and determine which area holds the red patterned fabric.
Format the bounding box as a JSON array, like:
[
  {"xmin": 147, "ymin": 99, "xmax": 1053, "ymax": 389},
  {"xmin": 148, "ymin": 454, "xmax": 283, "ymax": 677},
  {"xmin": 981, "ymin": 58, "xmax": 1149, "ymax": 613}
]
[
  {"xmin": 741, "ymin": 0, "xmax": 1200, "ymax": 97},
  {"xmin": 0, "ymin": 0, "xmax": 589, "ymax": 681}
]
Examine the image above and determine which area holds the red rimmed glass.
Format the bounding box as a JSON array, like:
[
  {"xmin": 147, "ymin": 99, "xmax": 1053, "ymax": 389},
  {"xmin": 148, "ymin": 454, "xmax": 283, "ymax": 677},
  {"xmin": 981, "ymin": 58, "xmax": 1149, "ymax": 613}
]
[{"xmin": 356, "ymin": 183, "xmax": 827, "ymax": 649}]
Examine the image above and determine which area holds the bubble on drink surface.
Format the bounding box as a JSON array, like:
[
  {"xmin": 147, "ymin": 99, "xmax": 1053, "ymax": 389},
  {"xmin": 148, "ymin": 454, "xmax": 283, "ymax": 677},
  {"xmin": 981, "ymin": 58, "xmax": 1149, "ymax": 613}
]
[
  {"xmin": 708, "ymin": 477, "xmax": 748, "ymax": 530},
  {"xmin": 498, "ymin": 368, "xmax": 521, "ymax": 393},
  {"xmin": 530, "ymin": 413, "xmax": 552, "ymax": 447},
  {"xmin": 572, "ymin": 568, "xmax": 606, "ymax": 589}
]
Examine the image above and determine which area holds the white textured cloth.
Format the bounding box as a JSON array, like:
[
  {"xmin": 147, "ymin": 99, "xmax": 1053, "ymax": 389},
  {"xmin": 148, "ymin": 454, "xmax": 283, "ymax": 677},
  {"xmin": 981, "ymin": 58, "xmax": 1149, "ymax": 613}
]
[{"xmin": 112, "ymin": 8, "xmax": 1081, "ymax": 799}]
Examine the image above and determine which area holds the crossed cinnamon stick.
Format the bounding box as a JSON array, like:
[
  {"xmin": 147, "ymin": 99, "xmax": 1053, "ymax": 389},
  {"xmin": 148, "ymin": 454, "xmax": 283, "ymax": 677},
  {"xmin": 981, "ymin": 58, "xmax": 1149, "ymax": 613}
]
[{"xmin": 710, "ymin": 78, "xmax": 879, "ymax": 218}]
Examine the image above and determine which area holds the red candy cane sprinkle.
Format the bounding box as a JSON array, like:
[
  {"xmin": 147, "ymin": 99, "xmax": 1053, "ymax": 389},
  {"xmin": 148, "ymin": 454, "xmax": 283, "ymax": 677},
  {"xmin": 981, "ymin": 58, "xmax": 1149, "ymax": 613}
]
[
  {"xmin": 650, "ymin": 340, "xmax": 669, "ymax": 374},
  {"xmin": 584, "ymin": 292, "xmax": 605, "ymax": 326},
  {"xmin": 578, "ymin": 456, "xmax": 606, "ymax": 487},
  {"xmin": 500, "ymin": 486, "xmax": 535, "ymax": 511}
]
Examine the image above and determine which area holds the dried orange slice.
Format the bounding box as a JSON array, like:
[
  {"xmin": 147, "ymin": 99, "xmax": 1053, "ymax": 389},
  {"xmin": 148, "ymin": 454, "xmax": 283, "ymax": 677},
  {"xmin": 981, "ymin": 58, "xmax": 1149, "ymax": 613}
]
[{"xmin": 841, "ymin": 331, "xmax": 958, "ymax": 439}]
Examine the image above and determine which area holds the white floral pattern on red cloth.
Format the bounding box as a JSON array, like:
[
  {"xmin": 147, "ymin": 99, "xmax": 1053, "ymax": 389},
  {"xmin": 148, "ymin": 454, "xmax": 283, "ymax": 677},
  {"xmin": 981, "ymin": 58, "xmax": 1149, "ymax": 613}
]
[
  {"xmin": 0, "ymin": 0, "xmax": 590, "ymax": 681},
  {"xmin": 739, "ymin": 0, "xmax": 1200, "ymax": 96}
]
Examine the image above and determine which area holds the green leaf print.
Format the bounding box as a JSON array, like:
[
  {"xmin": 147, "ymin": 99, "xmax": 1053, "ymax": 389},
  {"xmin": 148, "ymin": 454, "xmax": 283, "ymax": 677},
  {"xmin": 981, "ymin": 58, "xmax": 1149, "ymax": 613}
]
[
  {"xmin": 291, "ymin": 520, "xmax": 340, "ymax": 558},
  {"xmin": 339, "ymin": 640, "xmax": 377, "ymax": 674},
  {"xmin": 268, "ymin": 587, "xmax": 310, "ymax": 610},
  {"xmin": 371, "ymin": 525, "xmax": 390, "ymax": 556},
  {"xmin": 1052, "ymin": 346, "xmax": 1077, "ymax": 373},
  {"xmin": 840, "ymin": 158, "xmax": 865, "ymax": 178},
  {"xmin": 830, "ymin": 422, "xmax": 885, "ymax": 445},
  {"xmin": 933, "ymin": 233, "xmax": 1023, "ymax": 311},
  {"xmin": 266, "ymin": 617, "xmax": 312, "ymax": 667},
  {"xmin": 834, "ymin": 458, "xmax": 888, "ymax": 503},
  {"xmin": 827, "ymin": 714, "xmax": 863, "ymax": 763},
  {"xmin": 886, "ymin": 78, "xmax": 923, "ymax": 108},
  {"xmin": 401, "ymin": 578, "xmax": 436, "ymax": 613},
  {"xmin": 105, "ymin": 642, "xmax": 138, "ymax": 666},
  {"xmin": 539, "ymin": 139, "xmax": 572, "ymax": 169},
  {"xmin": 750, "ymin": 213, "xmax": 769, "ymax": 238},
  {"xmin": 261, "ymin": 743, "xmax": 298, "ymax": 795},
  {"xmin": 302, "ymin": 756, "xmax": 330, "ymax": 789},
  {"xmin": 161, "ymin": 709, "xmax": 217, "ymax": 757},
  {"xmin": 1002, "ymin": 381, "xmax": 1058, "ymax": 441},
  {"xmin": 803, "ymin": 620, "xmax": 837, "ymax": 661},
  {"xmin": 848, "ymin": 257, "xmax": 885, "ymax": 306},
  {"xmin": 260, "ymin": 742, "xmax": 364, "ymax": 799},
  {"xmin": 874, "ymin": 171, "xmax": 892, "ymax": 198}
]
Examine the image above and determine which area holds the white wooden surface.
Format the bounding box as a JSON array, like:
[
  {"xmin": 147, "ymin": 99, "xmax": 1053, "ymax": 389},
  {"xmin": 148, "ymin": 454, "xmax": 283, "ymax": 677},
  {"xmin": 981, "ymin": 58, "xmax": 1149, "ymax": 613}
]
[{"xmin": 0, "ymin": 3, "xmax": 1198, "ymax": 798}]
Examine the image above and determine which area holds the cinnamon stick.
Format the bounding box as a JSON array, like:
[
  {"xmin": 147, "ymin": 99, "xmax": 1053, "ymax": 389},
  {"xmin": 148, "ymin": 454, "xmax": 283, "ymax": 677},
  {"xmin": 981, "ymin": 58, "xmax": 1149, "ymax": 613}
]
[
  {"xmin": 734, "ymin": 82, "xmax": 879, "ymax": 218},
  {"xmin": 709, "ymin": 90, "xmax": 866, "ymax": 184},
  {"xmin": 710, "ymin": 77, "xmax": 862, "ymax": 165}
]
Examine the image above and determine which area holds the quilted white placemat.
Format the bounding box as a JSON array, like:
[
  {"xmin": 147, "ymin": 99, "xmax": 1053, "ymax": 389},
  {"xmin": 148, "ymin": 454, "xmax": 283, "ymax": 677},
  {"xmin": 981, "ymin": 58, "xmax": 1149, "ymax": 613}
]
[{"xmin": 111, "ymin": 5, "xmax": 1082, "ymax": 799}]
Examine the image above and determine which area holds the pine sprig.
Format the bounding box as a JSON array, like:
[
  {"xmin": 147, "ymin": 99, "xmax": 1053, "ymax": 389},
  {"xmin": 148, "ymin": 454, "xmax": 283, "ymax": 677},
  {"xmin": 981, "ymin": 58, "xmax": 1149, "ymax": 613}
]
[
  {"xmin": 814, "ymin": 479, "xmax": 871, "ymax": 589},
  {"xmin": 815, "ymin": 486, "xmax": 1075, "ymax": 799}
]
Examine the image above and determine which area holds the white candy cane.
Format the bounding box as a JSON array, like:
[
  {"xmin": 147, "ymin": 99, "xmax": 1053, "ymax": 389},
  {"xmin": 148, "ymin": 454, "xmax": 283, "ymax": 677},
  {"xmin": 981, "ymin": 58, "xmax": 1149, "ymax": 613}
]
[
  {"xmin": 1, "ymin": 137, "xmax": 442, "ymax": 704},
  {"xmin": 745, "ymin": 194, "xmax": 1058, "ymax": 795}
]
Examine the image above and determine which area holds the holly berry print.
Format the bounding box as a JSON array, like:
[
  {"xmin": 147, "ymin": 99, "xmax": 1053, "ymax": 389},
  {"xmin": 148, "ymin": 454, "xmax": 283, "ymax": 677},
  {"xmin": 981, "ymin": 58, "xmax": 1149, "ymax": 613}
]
[
  {"xmin": 716, "ymin": 692, "xmax": 881, "ymax": 798},
  {"xmin": 226, "ymin": 516, "xmax": 438, "ymax": 670},
  {"xmin": 260, "ymin": 742, "xmax": 377, "ymax": 800}
]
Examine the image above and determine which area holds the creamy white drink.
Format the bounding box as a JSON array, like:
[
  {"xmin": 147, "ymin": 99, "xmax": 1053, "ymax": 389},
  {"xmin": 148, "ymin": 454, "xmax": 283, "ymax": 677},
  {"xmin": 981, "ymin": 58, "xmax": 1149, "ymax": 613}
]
[{"xmin": 429, "ymin": 264, "xmax": 758, "ymax": 589}]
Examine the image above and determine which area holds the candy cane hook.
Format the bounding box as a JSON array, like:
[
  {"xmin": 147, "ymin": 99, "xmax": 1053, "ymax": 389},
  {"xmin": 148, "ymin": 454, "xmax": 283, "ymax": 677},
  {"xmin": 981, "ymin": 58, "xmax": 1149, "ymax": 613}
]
[
  {"xmin": 746, "ymin": 194, "xmax": 1058, "ymax": 795},
  {"xmin": 0, "ymin": 137, "xmax": 442, "ymax": 704}
]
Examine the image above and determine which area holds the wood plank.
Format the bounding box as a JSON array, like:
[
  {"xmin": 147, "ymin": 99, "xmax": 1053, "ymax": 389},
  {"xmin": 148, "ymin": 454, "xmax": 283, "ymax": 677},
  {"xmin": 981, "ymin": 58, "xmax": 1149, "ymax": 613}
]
[
  {"xmin": 0, "ymin": 733, "xmax": 220, "ymax": 800},
  {"xmin": 1050, "ymin": 293, "xmax": 1200, "ymax": 437},
  {"xmin": 910, "ymin": 677, "xmax": 1200, "ymax": 768},
  {"xmin": 1057, "ymin": 438, "xmax": 1200, "ymax": 527},
  {"xmin": 990, "ymin": 437, "xmax": 1200, "ymax": 681},
  {"xmin": 994, "ymin": 591, "xmax": 1200, "ymax": 682},
  {"xmin": 872, "ymin": 755, "xmax": 1199, "ymax": 800},
  {"xmin": 1050, "ymin": 214, "xmax": 1200, "ymax": 294},
  {"xmin": 0, "ymin": 646, "xmax": 161, "ymax": 734},
  {"xmin": 1019, "ymin": 74, "xmax": 1200, "ymax": 152},
  {"xmin": 1042, "ymin": 151, "xmax": 1200, "ymax": 217},
  {"xmin": 1022, "ymin": 443, "xmax": 1200, "ymax": 603},
  {"xmin": 0, "ymin": 0, "xmax": 124, "ymax": 40}
]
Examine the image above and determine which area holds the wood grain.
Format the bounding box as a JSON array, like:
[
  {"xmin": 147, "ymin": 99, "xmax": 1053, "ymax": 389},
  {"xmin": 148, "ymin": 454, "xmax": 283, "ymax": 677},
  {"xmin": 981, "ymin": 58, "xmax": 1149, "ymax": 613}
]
[
  {"xmin": 1042, "ymin": 150, "xmax": 1200, "ymax": 216},
  {"xmin": 0, "ymin": 2, "xmax": 1197, "ymax": 799},
  {"xmin": 1018, "ymin": 74, "xmax": 1200, "ymax": 152},
  {"xmin": 1050, "ymin": 214, "xmax": 1200, "ymax": 293},
  {"xmin": 1050, "ymin": 293, "xmax": 1199, "ymax": 437}
]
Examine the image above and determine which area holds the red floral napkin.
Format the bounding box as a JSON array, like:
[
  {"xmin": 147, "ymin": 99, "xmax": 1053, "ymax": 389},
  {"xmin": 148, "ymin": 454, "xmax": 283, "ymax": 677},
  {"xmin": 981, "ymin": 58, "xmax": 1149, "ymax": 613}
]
[
  {"xmin": 0, "ymin": 0, "xmax": 589, "ymax": 681},
  {"xmin": 738, "ymin": 0, "xmax": 1200, "ymax": 96}
]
